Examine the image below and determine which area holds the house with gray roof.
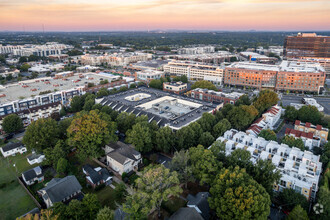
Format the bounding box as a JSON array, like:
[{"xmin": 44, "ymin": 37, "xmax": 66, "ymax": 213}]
[
  {"xmin": 38, "ymin": 175, "xmax": 82, "ymax": 208},
  {"xmin": 105, "ymin": 141, "xmax": 142, "ymax": 175},
  {"xmin": 169, "ymin": 207, "xmax": 204, "ymax": 220},
  {"xmin": 22, "ymin": 166, "xmax": 44, "ymax": 185},
  {"xmin": 82, "ymin": 164, "xmax": 112, "ymax": 188},
  {"xmin": 0, "ymin": 142, "xmax": 27, "ymax": 157},
  {"xmin": 187, "ymin": 192, "xmax": 210, "ymax": 220},
  {"xmin": 27, "ymin": 152, "xmax": 45, "ymax": 165}
]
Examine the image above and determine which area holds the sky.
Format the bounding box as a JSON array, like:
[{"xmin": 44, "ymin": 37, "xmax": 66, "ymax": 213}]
[{"xmin": 0, "ymin": 0, "xmax": 329, "ymax": 31}]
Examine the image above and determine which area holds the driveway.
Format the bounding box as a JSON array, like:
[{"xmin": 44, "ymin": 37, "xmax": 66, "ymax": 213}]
[{"xmin": 276, "ymin": 121, "xmax": 294, "ymax": 141}]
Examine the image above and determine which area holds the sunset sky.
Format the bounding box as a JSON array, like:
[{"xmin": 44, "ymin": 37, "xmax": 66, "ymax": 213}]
[{"xmin": 0, "ymin": 0, "xmax": 329, "ymax": 31}]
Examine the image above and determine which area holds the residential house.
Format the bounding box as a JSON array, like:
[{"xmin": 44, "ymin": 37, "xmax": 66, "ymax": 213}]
[
  {"xmin": 106, "ymin": 141, "xmax": 142, "ymax": 175},
  {"xmin": 82, "ymin": 164, "xmax": 112, "ymax": 188},
  {"xmin": 27, "ymin": 152, "xmax": 46, "ymax": 165},
  {"xmin": 22, "ymin": 166, "xmax": 44, "ymax": 186},
  {"xmin": 187, "ymin": 192, "xmax": 210, "ymax": 220},
  {"xmin": 285, "ymin": 128, "xmax": 321, "ymax": 150},
  {"xmin": 294, "ymin": 120, "xmax": 328, "ymax": 143},
  {"xmin": 0, "ymin": 142, "xmax": 27, "ymax": 157},
  {"xmin": 38, "ymin": 175, "xmax": 83, "ymax": 208}
]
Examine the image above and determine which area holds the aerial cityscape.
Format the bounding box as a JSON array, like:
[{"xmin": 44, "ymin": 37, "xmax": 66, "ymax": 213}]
[{"xmin": 0, "ymin": 0, "xmax": 330, "ymax": 220}]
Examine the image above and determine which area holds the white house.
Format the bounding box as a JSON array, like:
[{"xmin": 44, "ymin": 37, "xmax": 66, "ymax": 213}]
[
  {"xmin": 0, "ymin": 142, "xmax": 27, "ymax": 157},
  {"xmin": 22, "ymin": 166, "xmax": 44, "ymax": 185},
  {"xmin": 27, "ymin": 152, "xmax": 46, "ymax": 165},
  {"xmin": 105, "ymin": 141, "xmax": 142, "ymax": 175}
]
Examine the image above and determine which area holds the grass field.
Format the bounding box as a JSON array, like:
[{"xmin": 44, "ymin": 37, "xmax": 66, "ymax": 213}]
[{"xmin": 0, "ymin": 154, "xmax": 36, "ymax": 220}]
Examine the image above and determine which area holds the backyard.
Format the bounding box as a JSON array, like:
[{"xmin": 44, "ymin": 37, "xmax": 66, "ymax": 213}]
[{"xmin": 0, "ymin": 153, "xmax": 36, "ymax": 220}]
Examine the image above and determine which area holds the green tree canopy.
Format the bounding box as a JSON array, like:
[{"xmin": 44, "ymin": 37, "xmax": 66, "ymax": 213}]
[
  {"xmin": 198, "ymin": 112, "xmax": 216, "ymax": 132},
  {"xmin": 56, "ymin": 158, "xmax": 68, "ymax": 175},
  {"xmin": 23, "ymin": 118, "xmax": 60, "ymax": 152},
  {"xmin": 96, "ymin": 88, "xmax": 109, "ymax": 98},
  {"xmin": 116, "ymin": 112, "xmax": 136, "ymax": 133},
  {"xmin": 209, "ymin": 166, "xmax": 271, "ymax": 219},
  {"xmin": 170, "ymin": 149, "xmax": 194, "ymax": 188},
  {"xmin": 297, "ymin": 105, "xmax": 322, "ymax": 125},
  {"xmin": 259, "ymin": 129, "xmax": 277, "ymax": 141},
  {"xmin": 67, "ymin": 110, "xmax": 116, "ymax": 160},
  {"xmin": 212, "ymin": 118, "xmax": 231, "ymax": 138},
  {"xmin": 189, "ymin": 145, "xmax": 221, "ymax": 184},
  {"xmin": 155, "ymin": 126, "xmax": 174, "ymax": 153},
  {"xmin": 135, "ymin": 165, "xmax": 182, "ymax": 217},
  {"xmin": 2, "ymin": 114, "xmax": 23, "ymax": 133},
  {"xmin": 96, "ymin": 207, "xmax": 114, "ymax": 220},
  {"xmin": 199, "ymin": 132, "xmax": 215, "ymax": 148},
  {"xmin": 276, "ymin": 188, "xmax": 309, "ymax": 211},
  {"xmin": 191, "ymin": 80, "xmax": 217, "ymax": 90},
  {"xmin": 287, "ymin": 205, "xmax": 309, "ymax": 220},
  {"xmin": 281, "ymin": 135, "xmax": 305, "ymax": 151},
  {"xmin": 234, "ymin": 94, "xmax": 251, "ymax": 106},
  {"xmin": 284, "ymin": 106, "xmax": 298, "ymax": 122},
  {"xmin": 149, "ymin": 79, "xmax": 163, "ymax": 90},
  {"xmin": 253, "ymin": 90, "xmax": 279, "ymax": 113},
  {"xmin": 126, "ymin": 123, "xmax": 153, "ymax": 153}
]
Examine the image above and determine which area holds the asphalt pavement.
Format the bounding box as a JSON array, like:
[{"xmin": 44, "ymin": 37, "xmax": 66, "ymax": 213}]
[{"xmin": 280, "ymin": 95, "xmax": 330, "ymax": 115}]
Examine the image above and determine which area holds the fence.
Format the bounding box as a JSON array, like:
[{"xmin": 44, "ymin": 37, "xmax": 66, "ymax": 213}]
[{"xmin": 17, "ymin": 177, "xmax": 42, "ymax": 209}]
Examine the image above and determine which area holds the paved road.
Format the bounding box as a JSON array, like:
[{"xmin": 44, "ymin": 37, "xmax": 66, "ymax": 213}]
[{"xmin": 280, "ymin": 95, "xmax": 330, "ymax": 115}]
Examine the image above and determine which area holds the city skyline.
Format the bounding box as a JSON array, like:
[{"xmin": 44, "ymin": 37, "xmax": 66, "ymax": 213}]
[{"xmin": 1, "ymin": 0, "xmax": 330, "ymax": 32}]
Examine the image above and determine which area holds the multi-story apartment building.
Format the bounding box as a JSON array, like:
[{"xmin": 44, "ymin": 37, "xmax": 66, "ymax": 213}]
[
  {"xmin": 285, "ymin": 128, "xmax": 321, "ymax": 150},
  {"xmin": 166, "ymin": 51, "xmax": 235, "ymax": 64},
  {"xmin": 81, "ymin": 53, "xmax": 152, "ymax": 66},
  {"xmin": 190, "ymin": 88, "xmax": 243, "ymax": 104},
  {"xmin": 294, "ymin": 120, "xmax": 328, "ymax": 143},
  {"xmin": 224, "ymin": 61, "xmax": 326, "ymax": 94},
  {"xmin": 163, "ymin": 81, "xmax": 188, "ymax": 95},
  {"xmin": 163, "ymin": 61, "xmax": 224, "ymax": 86},
  {"xmin": 215, "ymin": 129, "xmax": 322, "ymax": 200},
  {"xmin": 284, "ymin": 33, "xmax": 330, "ymax": 59},
  {"xmin": 288, "ymin": 57, "xmax": 330, "ymax": 78},
  {"xmin": 239, "ymin": 52, "xmax": 278, "ymax": 64},
  {"xmin": 0, "ymin": 42, "xmax": 72, "ymax": 57},
  {"xmin": 135, "ymin": 70, "xmax": 164, "ymax": 83},
  {"xmin": 224, "ymin": 62, "xmax": 278, "ymax": 89},
  {"xmin": 177, "ymin": 46, "xmax": 215, "ymax": 55}
]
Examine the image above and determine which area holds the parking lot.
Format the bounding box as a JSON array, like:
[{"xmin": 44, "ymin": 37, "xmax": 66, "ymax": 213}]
[{"xmin": 280, "ymin": 95, "xmax": 330, "ymax": 115}]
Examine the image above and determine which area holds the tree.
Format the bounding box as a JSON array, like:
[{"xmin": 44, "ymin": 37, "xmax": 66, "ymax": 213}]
[
  {"xmin": 114, "ymin": 183, "xmax": 127, "ymax": 201},
  {"xmin": 199, "ymin": 132, "xmax": 214, "ymax": 147},
  {"xmin": 226, "ymin": 149, "xmax": 252, "ymax": 169},
  {"xmin": 126, "ymin": 123, "xmax": 153, "ymax": 153},
  {"xmin": 297, "ymin": 105, "xmax": 322, "ymax": 125},
  {"xmin": 70, "ymin": 96, "xmax": 83, "ymax": 112},
  {"xmin": 226, "ymin": 106, "xmax": 253, "ymax": 130},
  {"xmin": 56, "ymin": 158, "xmax": 68, "ymax": 175},
  {"xmin": 96, "ymin": 207, "xmax": 114, "ymax": 220},
  {"xmin": 135, "ymin": 165, "xmax": 182, "ymax": 218},
  {"xmin": 19, "ymin": 209, "xmax": 58, "ymax": 220},
  {"xmin": 83, "ymin": 99, "xmax": 95, "ymax": 111},
  {"xmin": 20, "ymin": 63, "xmax": 31, "ymax": 72},
  {"xmin": 212, "ymin": 118, "xmax": 231, "ymax": 138},
  {"xmin": 249, "ymin": 159, "xmax": 281, "ymax": 197},
  {"xmin": 221, "ymin": 103, "xmax": 234, "ymax": 118},
  {"xmin": 234, "ymin": 94, "xmax": 251, "ymax": 106},
  {"xmin": 155, "ymin": 127, "xmax": 174, "ymax": 153},
  {"xmin": 317, "ymin": 164, "xmax": 330, "ymax": 219},
  {"xmin": 189, "ymin": 145, "xmax": 221, "ymax": 184},
  {"xmin": 149, "ymin": 79, "xmax": 163, "ymax": 90},
  {"xmin": 43, "ymin": 140, "xmax": 67, "ymax": 168},
  {"xmin": 96, "ymin": 88, "xmax": 109, "ymax": 98},
  {"xmin": 2, "ymin": 114, "xmax": 23, "ymax": 133},
  {"xmin": 259, "ymin": 129, "xmax": 277, "ymax": 141},
  {"xmin": 67, "ymin": 110, "xmax": 116, "ymax": 160},
  {"xmin": 175, "ymin": 126, "xmax": 195, "ymax": 150},
  {"xmin": 285, "ymin": 106, "xmax": 298, "ymax": 122},
  {"xmin": 122, "ymin": 190, "xmax": 152, "ymax": 220},
  {"xmin": 81, "ymin": 194, "xmax": 102, "ymax": 220},
  {"xmin": 191, "ymin": 80, "xmax": 217, "ymax": 90},
  {"xmin": 23, "ymin": 118, "xmax": 60, "ymax": 152},
  {"xmin": 282, "ymin": 135, "xmax": 305, "ymax": 150},
  {"xmin": 198, "ymin": 113, "xmax": 216, "ymax": 132},
  {"xmin": 209, "ymin": 166, "xmax": 271, "ymax": 219},
  {"xmin": 276, "ymin": 188, "xmax": 309, "ymax": 211},
  {"xmin": 116, "ymin": 112, "xmax": 136, "ymax": 133},
  {"xmin": 253, "ymin": 90, "xmax": 279, "ymax": 113},
  {"xmin": 170, "ymin": 150, "xmax": 194, "ymax": 188},
  {"xmin": 59, "ymin": 107, "xmax": 67, "ymax": 117},
  {"xmin": 129, "ymin": 83, "xmax": 136, "ymax": 89},
  {"xmin": 287, "ymin": 205, "xmax": 309, "ymax": 220}
]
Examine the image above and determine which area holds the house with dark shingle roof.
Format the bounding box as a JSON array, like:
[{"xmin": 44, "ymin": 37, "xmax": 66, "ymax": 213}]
[
  {"xmin": 105, "ymin": 141, "xmax": 142, "ymax": 175},
  {"xmin": 0, "ymin": 142, "xmax": 27, "ymax": 157},
  {"xmin": 22, "ymin": 166, "xmax": 44, "ymax": 185},
  {"xmin": 82, "ymin": 164, "xmax": 112, "ymax": 188},
  {"xmin": 38, "ymin": 175, "xmax": 83, "ymax": 208},
  {"xmin": 169, "ymin": 207, "xmax": 204, "ymax": 220},
  {"xmin": 187, "ymin": 192, "xmax": 210, "ymax": 220}
]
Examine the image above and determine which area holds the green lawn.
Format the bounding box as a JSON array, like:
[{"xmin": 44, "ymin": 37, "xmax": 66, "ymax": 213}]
[{"xmin": 0, "ymin": 155, "xmax": 36, "ymax": 220}]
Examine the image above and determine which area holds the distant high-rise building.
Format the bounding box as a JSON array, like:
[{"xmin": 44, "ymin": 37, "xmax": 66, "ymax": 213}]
[{"xmin": 284, "ymin": 33, "xmax": 330, "ymax": 59}]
